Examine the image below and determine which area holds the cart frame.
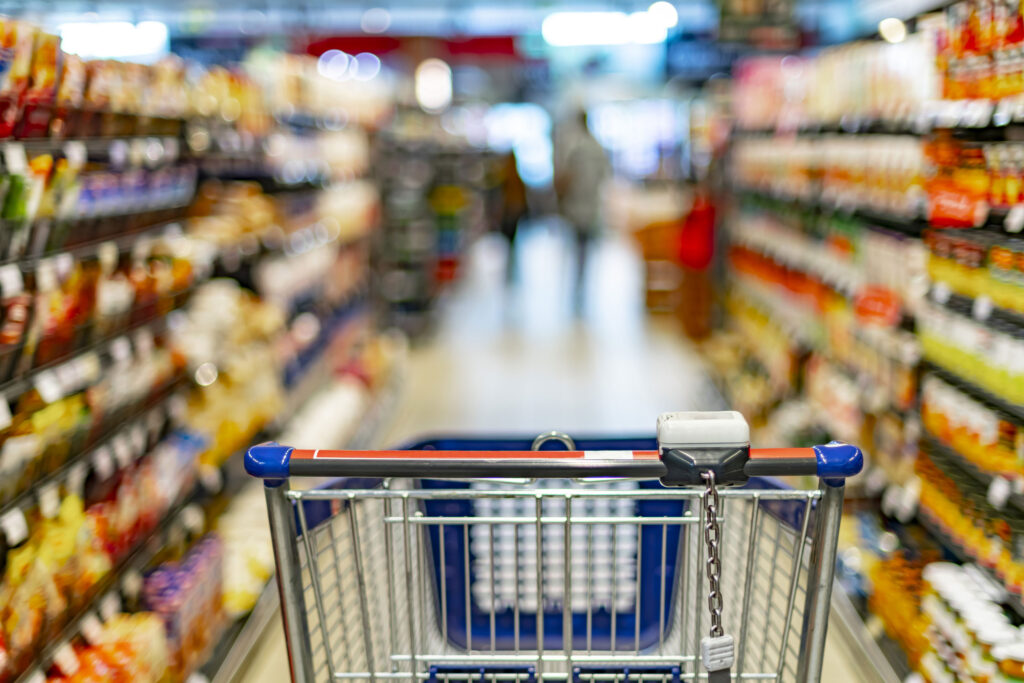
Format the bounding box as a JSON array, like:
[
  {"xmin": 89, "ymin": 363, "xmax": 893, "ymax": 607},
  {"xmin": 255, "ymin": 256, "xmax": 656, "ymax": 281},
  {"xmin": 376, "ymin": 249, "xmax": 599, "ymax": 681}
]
[{"xmin": 247, "ymin": 433, "xmax": 861, "ymax": 683}]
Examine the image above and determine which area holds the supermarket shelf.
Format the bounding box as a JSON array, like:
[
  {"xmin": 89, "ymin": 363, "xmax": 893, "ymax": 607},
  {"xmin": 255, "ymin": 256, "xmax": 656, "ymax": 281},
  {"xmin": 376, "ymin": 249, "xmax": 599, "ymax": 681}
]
[
  {"xmin": 917, "ymin": 513, "xmax": 1024, "ymax": 620},
  {"xmin": 735, "ymin": 121, "xmax": 925, "ymax": 137},
  {"xmin": 0, "ymin": 374, "xmax": 187, "ymax": 522},
  {"xmin": 11, "ymin": 134, "xmax": 184, "ymax": 164},
  {"xmin": 739, "ymin": 189, "xmax": 927, "ymax": 238},
  {"xmin": 921, "ymin": 431, "xmax": 1024, "ymax": 513},
  {"xmin": 0, "ymin": 283, "xmax": 196, "ymax": 405},
  {"xmin": 830, "ymin": 586, "xmax": 907, "ymax": 683},
  {"xmin": 930, "ymin": 286, "xmax": 1024, "ymax": 333},
  {"xmin": 922, "ymin": 361, "xmax": 1024, "ymax": 424},
  {"xmin": 13, "ymin": 477, "xmax": 208, "ymax": 683},
  {"xmin": 733, "ymin": 98, "xmax": 1024, "ymax": 139},
  {"xmin": 200, "ymin": 356, "xmax": 406, "ymax": 683},
  {"xmin": 0, "ymin": 212, "xmax": 191, "ymax": 272}
]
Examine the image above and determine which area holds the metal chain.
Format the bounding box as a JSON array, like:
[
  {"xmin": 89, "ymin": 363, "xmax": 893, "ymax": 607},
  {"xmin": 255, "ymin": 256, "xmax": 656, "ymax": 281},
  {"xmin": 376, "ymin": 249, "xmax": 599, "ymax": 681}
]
[{"xmin": 701, "ymin": 470, "xmax": 724, "ymax": 638}]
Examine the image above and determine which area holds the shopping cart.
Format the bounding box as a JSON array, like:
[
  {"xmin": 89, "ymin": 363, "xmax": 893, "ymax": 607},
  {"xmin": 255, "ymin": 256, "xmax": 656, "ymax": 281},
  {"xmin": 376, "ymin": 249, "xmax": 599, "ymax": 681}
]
[{"xmin": 246, "ymin": 411, "xmax": 862, "ymax": 683}]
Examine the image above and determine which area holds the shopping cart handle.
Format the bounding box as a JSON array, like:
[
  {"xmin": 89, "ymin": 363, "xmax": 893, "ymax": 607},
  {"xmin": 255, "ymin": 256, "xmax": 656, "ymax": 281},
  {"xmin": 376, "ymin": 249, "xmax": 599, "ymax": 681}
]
[
  {"xmin": 745, "ymin": 443, "xmax": 863, "ymax": 483},
  {"xmin": 245, "ymin": 441, "xmax": 862, "ymax": 485}
]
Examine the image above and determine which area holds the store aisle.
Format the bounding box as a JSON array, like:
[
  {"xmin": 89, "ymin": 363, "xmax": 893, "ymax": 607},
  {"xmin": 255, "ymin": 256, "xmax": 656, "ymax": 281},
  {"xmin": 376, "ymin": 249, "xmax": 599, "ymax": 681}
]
[
  {"xmin": 381, "ymin": 222, "xmax": 723, "ymax": 442},
  {"xmin": 239, "ymin": 222, "xmax": 863, "ymax": 682}
]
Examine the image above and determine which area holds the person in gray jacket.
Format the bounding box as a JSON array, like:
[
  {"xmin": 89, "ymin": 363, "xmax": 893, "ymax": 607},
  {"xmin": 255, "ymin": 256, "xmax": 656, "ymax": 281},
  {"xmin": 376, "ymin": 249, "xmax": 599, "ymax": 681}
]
[{"xmin": 554, "ymin": 108, "xmax": 612, "ymax": 313}]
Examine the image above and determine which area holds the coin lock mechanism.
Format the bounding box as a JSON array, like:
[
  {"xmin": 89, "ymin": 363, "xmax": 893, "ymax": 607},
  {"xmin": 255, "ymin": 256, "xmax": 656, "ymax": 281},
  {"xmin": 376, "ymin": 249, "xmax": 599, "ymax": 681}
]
[
  {"xmin": 656, "ymin": 410, "xmax": 750, "ymax": 487},
  {"xmin": 657, "ymin": 411, "xmax": 748, "ymax": 683}
]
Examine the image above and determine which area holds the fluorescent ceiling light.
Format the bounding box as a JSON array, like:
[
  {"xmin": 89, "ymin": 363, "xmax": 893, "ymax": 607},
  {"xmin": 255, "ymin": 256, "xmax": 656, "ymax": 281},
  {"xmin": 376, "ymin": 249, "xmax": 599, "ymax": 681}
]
[
  {"xmin": 541, "ymin": 11, "xmax": 668, "ymax": 46},
  {"xmin": 58, "ymin": 21, "xmax": 169, "ymax": 62}
]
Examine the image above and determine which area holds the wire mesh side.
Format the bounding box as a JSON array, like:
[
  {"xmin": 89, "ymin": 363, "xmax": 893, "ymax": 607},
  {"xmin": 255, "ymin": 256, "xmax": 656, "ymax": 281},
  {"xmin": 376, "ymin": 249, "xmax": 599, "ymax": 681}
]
[
  {"xmin": 296, "ymin": 495, "xmax": 417, "ymax": 682},
  {"xmin": 285, "ymin": 484, "xmax": 820, "ymax": 683},
  {"xmin": 713, "ymin": 495, "xmax": 814, "ymax": 681}
]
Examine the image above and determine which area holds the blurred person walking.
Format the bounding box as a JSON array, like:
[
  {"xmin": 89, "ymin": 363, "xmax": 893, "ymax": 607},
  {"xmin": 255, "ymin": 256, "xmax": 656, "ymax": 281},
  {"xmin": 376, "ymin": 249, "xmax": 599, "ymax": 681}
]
[
  {"xmin": 554, "ymin": 108, "xmax": 611, "ymax": 313},
  {"xmin": 498, "ymin": 150, "xmax": 528, "ymax": 283}
]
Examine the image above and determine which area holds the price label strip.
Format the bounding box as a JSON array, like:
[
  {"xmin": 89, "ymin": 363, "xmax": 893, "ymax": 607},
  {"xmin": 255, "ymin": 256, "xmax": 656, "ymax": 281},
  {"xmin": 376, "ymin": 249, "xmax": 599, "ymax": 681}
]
[
  {"xmin": 989, "ymin": 476, "xmax": 1012, "ymax": 510},
  {"xmin": 99, "ymin": 591, "xmax": 122, "ymax": 621},
  {"xmin": 93, "ymin": 446, "xmax": 115, "ymax": 481},
  {"xmin": 37, "ymin": 482, "xmax": 61, "ymax": 519},
  {"xmin": 0, "ymin": 395, "xmax": 12, "ymax": 431},
  {"xmin": 80, "ymin": 611, "xmax": 105, "ymax": 645},
  {"xmin": 0, "ymin": 507, "xmax": 28, "ymax": 546},
  {"xmin": 112, "ymin": 434, "xmax": 133, "ymax": 468},
  {"xmin": 67, "ymin": 461, "xmax": 88, "ymax": 498},
  {"xmin": 110, "ymin": 335, "xmax": 132, "ymax": 363},
  {"xmin": 122, "ymin": 568, "xmax": 143, "ymax": 601},
  {"xmin": 130, "ymin": 423, "xmax": 147, "ymax": 457},
  {"xmin": 34, "ymin": 370, "xmax": 63, "ymax": 404},
  {"xmin": 0, "ymin": 264, "xmax": 22, "ymax": 295},
  {"xmin": 52, "ymin": 640, "xmax": 80, "ymax": 677}
]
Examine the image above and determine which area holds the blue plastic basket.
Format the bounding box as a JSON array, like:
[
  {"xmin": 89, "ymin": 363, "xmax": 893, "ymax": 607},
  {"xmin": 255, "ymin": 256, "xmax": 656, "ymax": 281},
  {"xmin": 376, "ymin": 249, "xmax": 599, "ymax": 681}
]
[{"xmin": 410, "ymin": 436, "xmax": 684, "ymax": 653}]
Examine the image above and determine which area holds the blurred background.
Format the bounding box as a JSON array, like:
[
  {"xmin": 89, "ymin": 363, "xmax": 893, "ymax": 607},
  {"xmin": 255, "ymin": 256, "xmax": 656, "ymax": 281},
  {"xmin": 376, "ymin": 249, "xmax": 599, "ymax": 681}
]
[{"xmin": 0, "ymin": 0, "xmax": 1019, "ymax": 682}]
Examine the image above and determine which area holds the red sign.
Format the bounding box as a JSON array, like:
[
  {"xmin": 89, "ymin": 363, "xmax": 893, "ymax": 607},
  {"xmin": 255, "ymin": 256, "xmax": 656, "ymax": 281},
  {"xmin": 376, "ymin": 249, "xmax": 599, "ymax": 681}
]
[
  {"xmin": 928, "ymin": 186, "xmax": 988, "ymax": 228},
  {"xmin": 854, "ymin": 285, "xmax": 901, "ymax": 327}
]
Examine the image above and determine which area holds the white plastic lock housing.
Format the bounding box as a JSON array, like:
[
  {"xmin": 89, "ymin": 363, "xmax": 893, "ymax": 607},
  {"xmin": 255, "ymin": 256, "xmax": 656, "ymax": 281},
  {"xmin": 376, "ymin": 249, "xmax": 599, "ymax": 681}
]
[
  {"xmin": 657, "ymin": 411, "xmax": 750, "ymax": 450},
  {"xmin": 701, "ymin": 633, "xmax": 735, "ymax": 672}
]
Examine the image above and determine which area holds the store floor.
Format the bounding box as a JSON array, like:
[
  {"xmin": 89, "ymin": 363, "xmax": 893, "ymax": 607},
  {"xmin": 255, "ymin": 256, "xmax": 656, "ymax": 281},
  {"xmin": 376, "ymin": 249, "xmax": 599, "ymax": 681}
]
[{"xmin": 237, "ymin": 222, "xmax": 865, "ymax": 682}]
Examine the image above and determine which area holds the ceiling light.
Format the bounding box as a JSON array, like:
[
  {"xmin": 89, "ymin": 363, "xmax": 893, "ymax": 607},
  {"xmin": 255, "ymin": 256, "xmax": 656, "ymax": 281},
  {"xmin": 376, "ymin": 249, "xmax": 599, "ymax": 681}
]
[
  {"xmin": 317, "ymin": 49, "xmax": 351, "ymax": 81},
  {"xmin": 541, "ymin": 11, "xmax": 667, "ymax": 47},
  {"xmin": 361, "ymin": 8, "xmax": 391, "ymax": 34},
  {"xmin": 58, "ymin": 21, "xmax": 169, "ymax": 62},
  {"xmin": 648, "ymin": 1, "xmax": 679, "ymax": 28},
  {"xmin": 354, "ymin": 53, "xmax": 382, "ymax": 81},
  {"xmin": 415, "ymin": 59, "xmax": 453, "ymax": 113},
  {"xmin": 878, "ymin": 17, "xmax": 907, "ymax": 43}
]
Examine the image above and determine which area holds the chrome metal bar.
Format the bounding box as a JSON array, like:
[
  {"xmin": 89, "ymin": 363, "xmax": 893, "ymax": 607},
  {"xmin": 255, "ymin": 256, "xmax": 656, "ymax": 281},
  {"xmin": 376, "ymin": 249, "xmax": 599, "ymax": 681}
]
[
  {"xmin": 385, "ymin": 516, "xmax": 703, "ymax": 525},
  {"xmin": 563, "ymin": 494, "xmax": 573, "ymax": 673},
  {"xmin": 692, "ymin": 491, "xmax": 706, "ymax": 670},
  {"xmin": 292, "ymin": 489, "xmax": 817, "ymax": 501},
  {"xmin": 611, "ymin": 522, "xmax": 618, "ymax": 650},
  {"xmin": 402, "ymin": 495, "xmax": 417, "ymax": 676},
  {"xmin": 464, "ymin": 523, "xmax": 473, "ymax": 652},
  {"xmin": 776, "ymin": 497, "xmax": 813, "ymax": 680},
  {"xmin": 440, "ymin": 522, "xmax": 448, "ymax": 646},
  {"xmin": 514, "ymin": 521, "xmax": 521, "ymax": 653},
  {"xmin": 325, "ymin": 511, "xmax": 354, "ymax": 670},
  {"xmin": 416, "ymin": 502, "xmax": 428, "ymax": 666},
  {"xmin": 535, "ymin": 495, "xmax": 544, "ymax": 680},
  {"xmin": 385, "ymin": 653, "xmax": 700, "ymax": 664},
  {"xmin": 264, "ymin": 484, "xmax": 316, "ymax": 683},
  {"xmin": 796, "ymin": 483, "xmax": 846, "ymax": 682},
  {"xmin": 586, "ymin": 523, "xmax": 593, "ymax": 654},
  {"xmin": 735, "ymin": 495, "xmax": 761, "ymax": 675},
  {"xmin": 490, "ymin": 522, "xmax": 497, "ymax": 651},
  {"xmin": 347, "ymin": 499, "xmax": 378, "ymax": 683},
  {"xmin": 659, "ymin": 522, "xmax": 667, "ymax": 647},
  {"xmin": 758, "ymin": 515, "xmax": 784, "ymax": 672},
  {"xmin": 328, "ymin": 670, "xmax": 779, "ymax": 681},
  {"xmin": 383, "ymin": 495, "xmax": 398, "ymax": 663},
  {"xmin": 634, "ymin": 522, "xmax": 642, "ymax": 653},
  {"xmin": 297, "ymin": 495, "xmax": 338, "ymax": 679},
  {"xmin": 678, "ymin": 509, "xmax": 690, "ymax": 676}
]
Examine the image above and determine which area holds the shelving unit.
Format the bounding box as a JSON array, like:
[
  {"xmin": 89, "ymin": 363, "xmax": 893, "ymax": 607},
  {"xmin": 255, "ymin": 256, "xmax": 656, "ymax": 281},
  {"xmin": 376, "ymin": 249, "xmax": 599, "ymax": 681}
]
[
  {"xmin": 0, "ymin": 36, "xmax": 393, "ymax": 682},
  {"xmin": 198, "ymin": 357, "xmax": 404, "ymax": 683},
  {"xmin": 717, "ymin": 7, "xmax": 1024, "ymax": 678}
]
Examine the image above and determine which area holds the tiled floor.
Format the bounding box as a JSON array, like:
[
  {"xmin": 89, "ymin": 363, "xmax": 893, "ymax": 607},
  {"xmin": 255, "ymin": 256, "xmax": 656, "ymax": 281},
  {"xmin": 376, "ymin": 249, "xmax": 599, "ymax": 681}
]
[{"xmin": 237, "ymin": 223, "xmax": 864, "ymax": 682}]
